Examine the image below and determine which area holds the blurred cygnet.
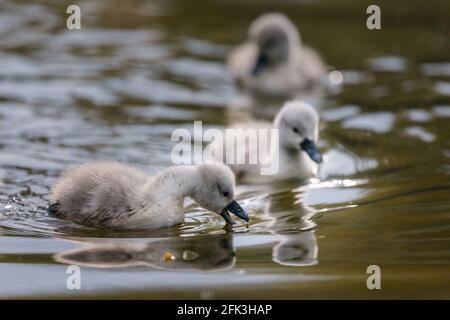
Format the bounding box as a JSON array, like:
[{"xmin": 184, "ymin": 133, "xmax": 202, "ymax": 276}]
[
  {"xmin": 228, "ymin": 13, "xmax": 325, "ymax": 97},
  {"xmin": 212, "ymin": 100, "xmax": 322, "ymax": 183}
]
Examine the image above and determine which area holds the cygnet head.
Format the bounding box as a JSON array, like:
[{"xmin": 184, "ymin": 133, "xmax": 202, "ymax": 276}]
[
  {"xmin": 193, "ymin": 162, "xmax": 248, "ymax": 224},
  {"xmin": 274, "ymin": 100, "xmax": 322, "ymax": 163},
  {"xmin": 249, "ymin": 13, "xmax": 300, "ymax": 74}
]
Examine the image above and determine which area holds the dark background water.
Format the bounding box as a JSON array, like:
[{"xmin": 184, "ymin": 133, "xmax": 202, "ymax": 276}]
[{"xmin": 0, "ymin": 0, "xmax": 449, "ymax": 298}]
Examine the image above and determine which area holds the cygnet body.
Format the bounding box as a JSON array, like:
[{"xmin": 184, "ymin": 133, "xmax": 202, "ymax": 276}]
[
  {"xmin": 48, "ymin": 162, "xmax": 248, "ymax": 230},
  {"xmin": 212, "ymin": 100, "xmax": 322, "ymax": 183},
  {"xmin": 228, "ymin": 13, "xmax": 325, "ymax": 97}
]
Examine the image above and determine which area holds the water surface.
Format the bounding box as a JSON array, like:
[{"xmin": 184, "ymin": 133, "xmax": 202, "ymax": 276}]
[{"xmin": 0, "ymin": 0, "xmax": 449, "ymax": 299}]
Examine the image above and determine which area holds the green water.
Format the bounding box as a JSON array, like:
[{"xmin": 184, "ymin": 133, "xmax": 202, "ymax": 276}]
[{"xmin": 0, "ymin": 0, "xmax": 449, "ymax": 299}]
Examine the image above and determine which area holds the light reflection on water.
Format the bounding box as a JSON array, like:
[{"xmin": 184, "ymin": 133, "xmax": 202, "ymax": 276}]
[{"xmin": 0, "ymin": 0, "xmax": 449, "ymax": 299}]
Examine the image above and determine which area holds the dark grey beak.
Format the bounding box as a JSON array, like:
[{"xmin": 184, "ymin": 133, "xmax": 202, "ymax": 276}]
[
  {"xmin": 220, "ymin": 200, "xmax": 249, "ymax": 225},
  {"xmin": 300, "ymin": 139, "xmax": 323, "ymax": 164},
  {"xmin": 251, "ymin": 53, "xmax": 267, "ymax": 75}
]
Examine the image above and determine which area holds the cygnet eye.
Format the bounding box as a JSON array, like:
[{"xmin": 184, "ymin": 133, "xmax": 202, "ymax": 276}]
[
  {"xmin": 293, "ymin": 127, "xmax": 299, "ymax": 134},
  {"xmin": 222, "ymin": 191, "xmax": 229, "ymax": 197}
]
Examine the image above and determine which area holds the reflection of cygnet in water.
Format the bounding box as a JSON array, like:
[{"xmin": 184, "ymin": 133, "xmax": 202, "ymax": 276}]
[
  {"xmin": 212, "ymin": 100, "xmax": 322, "ymax": 183},
  {"xmin": 272, "ymin": 232, "xmax": 318, "ymax": 267},
  {"xmin": 264, "ymin": 184, "xmax": 318, "ymax": 267},
  {"xmin": 47, "ymin": 161, "xmax": 248, "ymax": 229},
  {"xmin": 54, "ymin": 234, "xmax": 235, "ymax": 272},
  {"xmin": 228, "ymin": 13, "xmax": 325, "ymax": 98}
]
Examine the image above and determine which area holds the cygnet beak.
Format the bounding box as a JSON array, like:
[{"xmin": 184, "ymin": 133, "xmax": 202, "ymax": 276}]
[
  {"xmin": 220, "ymin": 200, "xmax": 249, "ymax": 224},
  {"xmin": 251, "ymin": 53, "xmax": 267, "ymax": 75},
  {"xmin": 300, "ymin": 139, "xmax": 323, "ymax": 164}
]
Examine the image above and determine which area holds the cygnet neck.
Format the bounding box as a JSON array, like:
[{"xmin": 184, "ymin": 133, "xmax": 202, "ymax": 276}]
[{"xmin": 148, "ymin": 165, "xmax": 199, "ymax": 199}]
